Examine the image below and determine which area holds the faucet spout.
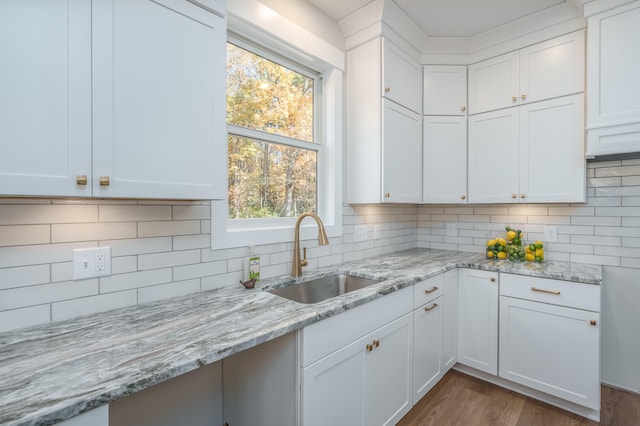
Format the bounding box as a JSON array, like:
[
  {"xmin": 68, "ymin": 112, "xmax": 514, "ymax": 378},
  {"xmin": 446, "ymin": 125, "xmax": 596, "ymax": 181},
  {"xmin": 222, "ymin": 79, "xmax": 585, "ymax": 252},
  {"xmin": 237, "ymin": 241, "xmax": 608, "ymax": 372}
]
[{"xmin": 292, "ymin": 212, "xmax": 329, "ymax": 277}]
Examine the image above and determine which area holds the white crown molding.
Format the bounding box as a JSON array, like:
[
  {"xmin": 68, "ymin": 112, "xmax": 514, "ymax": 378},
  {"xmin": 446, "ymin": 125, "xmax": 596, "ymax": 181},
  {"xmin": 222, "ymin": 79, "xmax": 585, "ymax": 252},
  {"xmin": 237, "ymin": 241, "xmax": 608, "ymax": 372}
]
[{"xmin": 584, "ymin": 0, "xmax": 638, "ymax": 16}]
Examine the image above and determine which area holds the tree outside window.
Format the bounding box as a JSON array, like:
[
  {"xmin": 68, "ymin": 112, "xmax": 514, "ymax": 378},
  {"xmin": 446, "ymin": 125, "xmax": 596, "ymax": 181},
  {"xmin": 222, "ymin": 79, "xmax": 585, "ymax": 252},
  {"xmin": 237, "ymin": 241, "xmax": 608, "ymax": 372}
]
[{"xmin": 226, "ymin": 42, "xmax": 318, "ymax": 219}]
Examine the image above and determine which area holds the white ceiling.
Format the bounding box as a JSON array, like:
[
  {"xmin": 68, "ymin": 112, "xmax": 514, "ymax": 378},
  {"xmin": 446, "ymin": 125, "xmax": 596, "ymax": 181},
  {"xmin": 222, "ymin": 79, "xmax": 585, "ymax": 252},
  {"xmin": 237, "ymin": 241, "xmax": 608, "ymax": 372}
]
[{"xmin": 306, "ymin": 0, "xmax": 577, "ymax": 37}]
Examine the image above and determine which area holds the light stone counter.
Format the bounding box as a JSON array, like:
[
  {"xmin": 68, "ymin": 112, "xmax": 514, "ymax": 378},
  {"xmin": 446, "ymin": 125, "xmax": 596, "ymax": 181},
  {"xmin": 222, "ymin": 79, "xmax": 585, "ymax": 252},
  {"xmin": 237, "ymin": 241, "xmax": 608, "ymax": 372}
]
[{"xmin": 0, "ymin": 249, "xmax": 602, "ymax": 425}]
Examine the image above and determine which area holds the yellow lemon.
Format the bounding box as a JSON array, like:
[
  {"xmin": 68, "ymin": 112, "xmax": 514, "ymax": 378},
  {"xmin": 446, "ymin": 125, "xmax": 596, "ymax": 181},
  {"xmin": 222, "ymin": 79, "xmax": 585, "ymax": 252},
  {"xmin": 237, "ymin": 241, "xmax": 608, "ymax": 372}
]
[
  {"xmin": 525, "ymin": 253, "xmax": 535, "ymax": 262},
  {"xmin": 487, "ymin": 239, "xmax": 496, "ymax": 247},
  {"xmin": 487, "ymin": 250, "xmax": 494, "ymax": 258},
  {"xmin": 497, "ymin": 251, "xmax": 507, "ymax": 259},
  {"xmin": 506, "ymin": 230, "xmax": 516, "ymax": 241},
  {"xmin": 525, "ymin": 246, "xmax": 532, "ymax": 254},
  {"xmin": 535, "ymin": 248, "xmax": 544, "ymax": 257},
  {"xmin": 497, "ymin": 238, "xmax": 507, "ymax": 246}
]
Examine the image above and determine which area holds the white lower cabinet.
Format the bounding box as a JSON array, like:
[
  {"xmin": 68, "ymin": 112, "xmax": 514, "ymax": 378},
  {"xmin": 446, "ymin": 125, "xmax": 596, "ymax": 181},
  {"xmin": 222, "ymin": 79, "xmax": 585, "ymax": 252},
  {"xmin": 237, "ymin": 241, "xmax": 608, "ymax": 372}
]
[
  {"xmin": 499, "ymin": 274, "xmax": 601, "ymax": 411},
  {"xmin": 457, "ymin": 269, "xmax": 499, "ymax": 375},
  {"xmin": 412, "ymin": 275, "xmax": 444, "ymax": 403},
  {"xmin": 301, "ymin": 287, "xmax": 413, "ymax": 426},
  {"xmin": 441, "ymin": 269, "xmax": 458, "ymax": 372}
]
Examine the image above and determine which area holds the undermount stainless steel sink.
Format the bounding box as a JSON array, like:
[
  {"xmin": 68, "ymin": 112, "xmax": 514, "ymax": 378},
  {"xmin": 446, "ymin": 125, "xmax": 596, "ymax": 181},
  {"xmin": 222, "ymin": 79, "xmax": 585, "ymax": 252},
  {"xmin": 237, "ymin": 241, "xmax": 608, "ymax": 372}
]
[{"xmin": 268, "ymin": 274, "xmax": 383, "ymax": 304}]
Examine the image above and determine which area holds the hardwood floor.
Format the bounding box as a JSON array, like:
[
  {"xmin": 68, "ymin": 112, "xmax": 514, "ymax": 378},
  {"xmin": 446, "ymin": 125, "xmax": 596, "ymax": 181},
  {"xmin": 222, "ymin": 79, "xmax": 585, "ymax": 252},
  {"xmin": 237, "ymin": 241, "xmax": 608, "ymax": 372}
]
[{"xmin": 398, "ymin": 370, "xmax": 640, "ymax": 426}]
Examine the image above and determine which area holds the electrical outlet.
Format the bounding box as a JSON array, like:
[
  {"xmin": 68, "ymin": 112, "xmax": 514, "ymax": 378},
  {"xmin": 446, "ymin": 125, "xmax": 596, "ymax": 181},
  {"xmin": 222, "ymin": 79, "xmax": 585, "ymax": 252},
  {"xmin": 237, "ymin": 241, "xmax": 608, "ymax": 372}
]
[
  {"xmin": 544, "ymin": 226, "xmax": 558, "ymax": 243},
  {"xmin": 354, "ymin": 225, "xmax": 368, "ymax": 242},
  {"xmin": 446, "ymin": 223, "xmax": 457, "ymax": 237},
  {"xmin": 73, "ymin": 247, "xmax": 112, "ymax": 280},
  {"xmin": 373, "ymin": 224, "xmax": 381, "ymax": 239}
]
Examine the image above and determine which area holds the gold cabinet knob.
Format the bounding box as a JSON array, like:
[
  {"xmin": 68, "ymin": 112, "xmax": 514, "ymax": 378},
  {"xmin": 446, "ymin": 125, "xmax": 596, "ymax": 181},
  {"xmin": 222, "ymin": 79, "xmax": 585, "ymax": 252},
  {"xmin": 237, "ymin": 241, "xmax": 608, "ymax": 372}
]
[
  {"xmin": 511, "ymin": 194, "xmax": 517, "ymax": 199},
  {"xmin": 76, "ymin": 175, "xmax": 88, "ymax": 186},
  {"xmin": 521, "ymin": 94, "xmax": 527, "ymax": 100},
  {"xmin": 366, "ymin": 343, "xmax": 373, "ymax": 352},
  {"xmin": 490, "ymin": 277, "xmax": 496, "ymax": 282},
  {"xmin": 512, "ymin": 95, "xmax": 517, "ymax": 102},
  {"xmin": 99, "ymin": 176, "xmax": 110, "ymax": 186},
  {"xmin": 461, "ymin": 195, "xmax": 466, "ymax": 200},
  {"xmin": 384, "ymin": 192, "xmax": 390, "ymax": 198},
  {"xmin": 590, "ymin": 320, "xmax": 597, "ymax": 326},
  {"xmin": 373, "ymin": 339, "xmax": 380, "ymax": 348},
  {"xmin": 520, "ymin": 194, "xmax": 526, "ymax": 199},
  {"xmin": 384, "ymin": 87, "xmax": 391, "ymax": 93},
  {"xmin": 461, "ymin": 106, "xmax": 466, "ymax": 112}
]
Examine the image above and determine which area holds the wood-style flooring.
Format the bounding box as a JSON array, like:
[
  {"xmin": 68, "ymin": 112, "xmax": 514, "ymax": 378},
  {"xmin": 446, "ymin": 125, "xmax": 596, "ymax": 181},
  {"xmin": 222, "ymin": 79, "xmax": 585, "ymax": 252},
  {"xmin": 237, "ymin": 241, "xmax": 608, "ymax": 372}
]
[{"xmin": 398, "ymin": 370, "xmax": 640, "ymax": 426}]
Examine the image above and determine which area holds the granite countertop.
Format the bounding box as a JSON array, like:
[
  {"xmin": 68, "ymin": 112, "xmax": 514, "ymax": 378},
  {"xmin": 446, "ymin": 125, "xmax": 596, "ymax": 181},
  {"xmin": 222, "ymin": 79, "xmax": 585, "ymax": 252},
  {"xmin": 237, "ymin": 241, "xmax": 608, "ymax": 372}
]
[{"xmin": 0, "ymin": 249, "xmax": 602, "ymax": 425}]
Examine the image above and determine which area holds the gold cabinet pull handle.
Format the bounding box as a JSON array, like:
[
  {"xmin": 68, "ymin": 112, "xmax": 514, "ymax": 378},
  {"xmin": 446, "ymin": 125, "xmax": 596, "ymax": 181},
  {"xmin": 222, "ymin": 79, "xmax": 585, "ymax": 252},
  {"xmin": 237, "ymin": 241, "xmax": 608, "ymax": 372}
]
[
  {"xmin": 590, "ymin": 320, "xmax": 597, "ymax": 326},
  {"xmin": 366, "ymin": 343, "xmax": 373, "ymax": 352},
  {"xmin": 461, "ymin": 106, "xmax": 466, "ymax": 112},
  {"xmin": 99, "ymin": 176, "xmax": 110, "ymax": 186},
  {"xmin": 461, "ymin": 195, "xmax": 466, "ymax": 200},
  {"xmin": 512, "ymin": 95, "xmax": 517, "ymax": 102},
  {"xmin": 424, "ymin": 286, "xmax": 439, "ymax": 294},
  {"xmin": 511, "ymin": 194, "xmax": 517, "ymax": 199},
  {"xmin": 373, "ymin": 339, "xmax": 380, "ymax": 348},
  {"xmin": 521, "ymin": 94, "xmax": 527, "ymax": 100},
  {"xmin": 490, "ymin": 277, "xmax": 496, "ymax": 282},
  {"xmin": 520, "ymin": 194, "xmax": 526, "ymax": 199},
  {"xmin": 531, "ymin": 287, "xmax": 560, "ymax": 295},
  {"xmin": 76, "ymin": 175, "xmax": 88, "ymax": 186},
  {"xmin": 384, "ymin": 87, "xmax": 391, "ymax": 93},
  {"xmin": 424, "ymin": 303, "xmax": 439, "ymax": 312}
]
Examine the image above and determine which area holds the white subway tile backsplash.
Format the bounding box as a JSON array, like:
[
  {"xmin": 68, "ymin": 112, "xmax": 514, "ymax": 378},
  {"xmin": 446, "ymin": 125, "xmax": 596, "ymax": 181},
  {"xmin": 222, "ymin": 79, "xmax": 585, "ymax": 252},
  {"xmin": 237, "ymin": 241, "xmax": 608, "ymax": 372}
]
[
  {"xmin": 0, "ymin": 265, "xmax": 50, "ymax": 290},
  {"xmin": 51, "ymin": 262, "xmax": 72, "ymax": 283},
  {"xmin": 51, "ymin": 291, "xmax": 137, "ymax": 322},
  {"xmin": 0, "ymin": 305, "xmax": 50, "ymax": 332},
  {"xmin": 0, "ymin": 242, "xmax": 95, "ymax": 268},
  {"xmin": 0, "ymin": 204, "xmax": 98, "ymax": 225},
  {"xmin": 173, "ymin": 261, "xmax": 227, "ymax": 282},
  {"xmin": 112, "ymin": 256, "xmax": 138, "ymax": 274},
  {"xmin": 104, "ymin": 237, "xmax": 172, "ymax": 257},
  {"xmin": 595, "ymin": 165, "xmax": 640, "ymax": 177},
  {"xmin": 0, "ymin": 280, "xmax": 98, "ymax": 310},
  {"xmin": 99, "ymin": 205, "xmax": 171, "ymax": 222},
  {"xmin": 138, "ymin": 220, "xmax": 201, "ymax": 238},
  {"xmin": 173, "ymin": 234, "xmax": 212, "ymax": 251},
  {"xmin": 100, "ymin": 269, "xmax": 173, "ymax": 293},
  {"xmin": 138, "ymin": 279, "xmax": 201, "ymax": 304},
  {"xmin": 51, "ymin": 222, "xmax": 136, "ymax": 243},
  {"xmin": 138, "ymin": 249, "xmax": 201, "ymax": 271},
  {"xmin": 172, "ymin": 205, "xmax": 211, "ymax": 220},
  {"xmin": 570, "ymin": 253, "xmax": 621, "ymax": 266},
  {"xmin": 202, "ymin": 272, "xmax": 243, "ymax": 291},
  {"xmin": 0, "ymin": 225, "xmax": 50, "ymax": 247}
]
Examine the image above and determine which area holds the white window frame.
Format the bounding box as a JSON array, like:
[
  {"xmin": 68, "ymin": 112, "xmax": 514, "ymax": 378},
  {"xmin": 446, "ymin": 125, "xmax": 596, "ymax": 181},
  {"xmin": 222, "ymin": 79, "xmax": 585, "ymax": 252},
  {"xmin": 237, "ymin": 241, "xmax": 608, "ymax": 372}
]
[{"xmin": 211, "ymin": 16, "xmax": 343, "ymax": 249}]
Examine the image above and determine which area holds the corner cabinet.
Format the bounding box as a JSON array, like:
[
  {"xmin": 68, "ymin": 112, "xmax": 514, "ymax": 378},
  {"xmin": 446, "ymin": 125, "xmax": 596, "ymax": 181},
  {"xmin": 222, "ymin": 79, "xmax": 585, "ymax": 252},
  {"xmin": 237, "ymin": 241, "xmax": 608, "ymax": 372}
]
[
  {"xmin": 0, "ymin": 0, "xmax": 226, "ymax": 199},
  {"xmin": 346, "ymin": 37, "xmax": 422, "ymax": 204},
  {"xmin": 301, "ymin": 287, "xmax": 413, "ymax": 426},
  {"xmin": 586, "ymin": 0, "xmax": 640, "ymax": 156},
  {"xmin": 499, "ymin": 274, "xmax": 601, "ymax": 411},
  {"xmin": 423, "ymin": 66, "xmax": 468, "ymax": 204}
]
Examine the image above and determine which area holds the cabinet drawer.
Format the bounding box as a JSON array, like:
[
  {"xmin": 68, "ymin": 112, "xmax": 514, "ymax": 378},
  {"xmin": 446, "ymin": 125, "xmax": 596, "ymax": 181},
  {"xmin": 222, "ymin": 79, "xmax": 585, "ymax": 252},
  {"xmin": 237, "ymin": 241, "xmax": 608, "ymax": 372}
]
[
  {"xmin": 500, "ymin": 273, "xmax": 600, "ymax": 312},
  {"xmin": 413, "ymin": 274, "xmax": 443, "ymax": 308}
]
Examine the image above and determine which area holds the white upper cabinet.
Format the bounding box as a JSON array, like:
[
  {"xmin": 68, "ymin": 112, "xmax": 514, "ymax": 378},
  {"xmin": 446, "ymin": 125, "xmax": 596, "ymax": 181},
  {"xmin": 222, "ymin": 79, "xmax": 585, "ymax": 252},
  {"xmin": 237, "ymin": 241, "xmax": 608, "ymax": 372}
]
[
  {"xmin": 383, "ymin": 40, "xmax": 422, "ymax": 114},
  {"xmin": 468, "ymin": 30, "xmax": 585, "ymax": 115},
  {"xmin": 469, "ymin": 95, "xmax": 585, "ymax": 204},
  {"xmin": 586, "ymin": 0, "xmax": 640, "ymax": 156},
  {"xmin": 0, "ymin": 0, "xmax": 226, "ymax": 199},
  {"xmin": 346, "ymin": 37, "xmax": 422, "ymax": 204},
  {"xmin": 423, "ymin": 116, "xmax": 467, "ymax": 204},
  {"xmin": 92, "ymin": 0, "xmax": 226, "ymax": 199},
  {"xmin": 0, "ymin": 0, "xmax": 92, "ymax": 197},
  {"xmin": 423, "ymin": 66, "xmax": 467, "ymax": 115},
  {"xmin": 468, "ymin": 51, "xmax": 519, "ymax": 115}
]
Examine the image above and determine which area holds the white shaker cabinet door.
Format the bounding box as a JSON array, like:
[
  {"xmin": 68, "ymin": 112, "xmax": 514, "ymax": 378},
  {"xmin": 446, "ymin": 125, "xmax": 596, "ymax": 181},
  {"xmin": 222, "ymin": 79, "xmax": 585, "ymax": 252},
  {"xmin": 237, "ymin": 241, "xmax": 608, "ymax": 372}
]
[
  {"xmin": 458, "ymin": 269, "xmax": 499, "ymax": 376},
  {"xmin": 468, "ymin": 51, "xmax": 519, "ymax": 115},
  {"xmin": 423, "ymin": 116, "xmax": 467, "ymax": 203},
  {"xmin": 441, "ymin": 269, "xmax": 458, "ymax": 372},
  {"xmin": 383, "ymin": 40, "xmax": 422, "ymax": 114},
  {"xmin": 423, "ymin": 65, "xmax": 467, "ymax": 116},
  {"xmin": 499, "ymin": 296, "xmax": 600, "ymax": 409},
  {"xmin": 413, "ymin": 296, "xmax": 443, "ymax": 404},
  {"xmin": 92, "ymin": 0, "xmax": 226, "ymax": 199},
  {"xmin": 0, "ymin": 0, "xmax": 91, "ymax": 197}
]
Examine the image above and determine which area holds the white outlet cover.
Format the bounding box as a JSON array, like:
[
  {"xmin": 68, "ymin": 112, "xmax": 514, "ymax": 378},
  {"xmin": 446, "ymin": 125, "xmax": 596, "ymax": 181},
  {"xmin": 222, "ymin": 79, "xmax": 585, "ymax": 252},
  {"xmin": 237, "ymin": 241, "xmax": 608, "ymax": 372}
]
[
  {"xmin": 354, "ymin": 225, "xmax": 368, "ymax": 242},
  {"xmin": 544, "ymin": 226, "xmax": 558, "ymax": 243},
  {"xmin": 373, "ymin": 224, "xmax": 382, "ymax": 239},
  {"xmin": 73, "ymin": 247, "xmax": 112, "ymax": 280},
  {"xmin": 446, "ymin": 223, "xmax": 457, "ymax": 237}
]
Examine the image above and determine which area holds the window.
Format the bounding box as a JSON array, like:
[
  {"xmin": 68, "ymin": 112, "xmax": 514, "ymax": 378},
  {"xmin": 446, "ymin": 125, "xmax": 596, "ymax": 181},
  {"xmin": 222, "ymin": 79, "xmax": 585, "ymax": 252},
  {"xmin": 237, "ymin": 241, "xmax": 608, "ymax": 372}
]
[
  {"xmin": 226, "ymin": 40, "xmax": 319, "ymax": 219},
  {"xmin": 211, "ymin": 21, "xmax": 342, "ymax": 250}
]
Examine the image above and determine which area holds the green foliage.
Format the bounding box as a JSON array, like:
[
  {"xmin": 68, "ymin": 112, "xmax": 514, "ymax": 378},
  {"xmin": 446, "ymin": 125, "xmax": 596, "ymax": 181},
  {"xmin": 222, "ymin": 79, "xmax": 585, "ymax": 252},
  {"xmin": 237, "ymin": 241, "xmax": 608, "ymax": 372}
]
[{"xmin": 226, "ymin": 43, "xmax": 317, "ymax": 219}]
